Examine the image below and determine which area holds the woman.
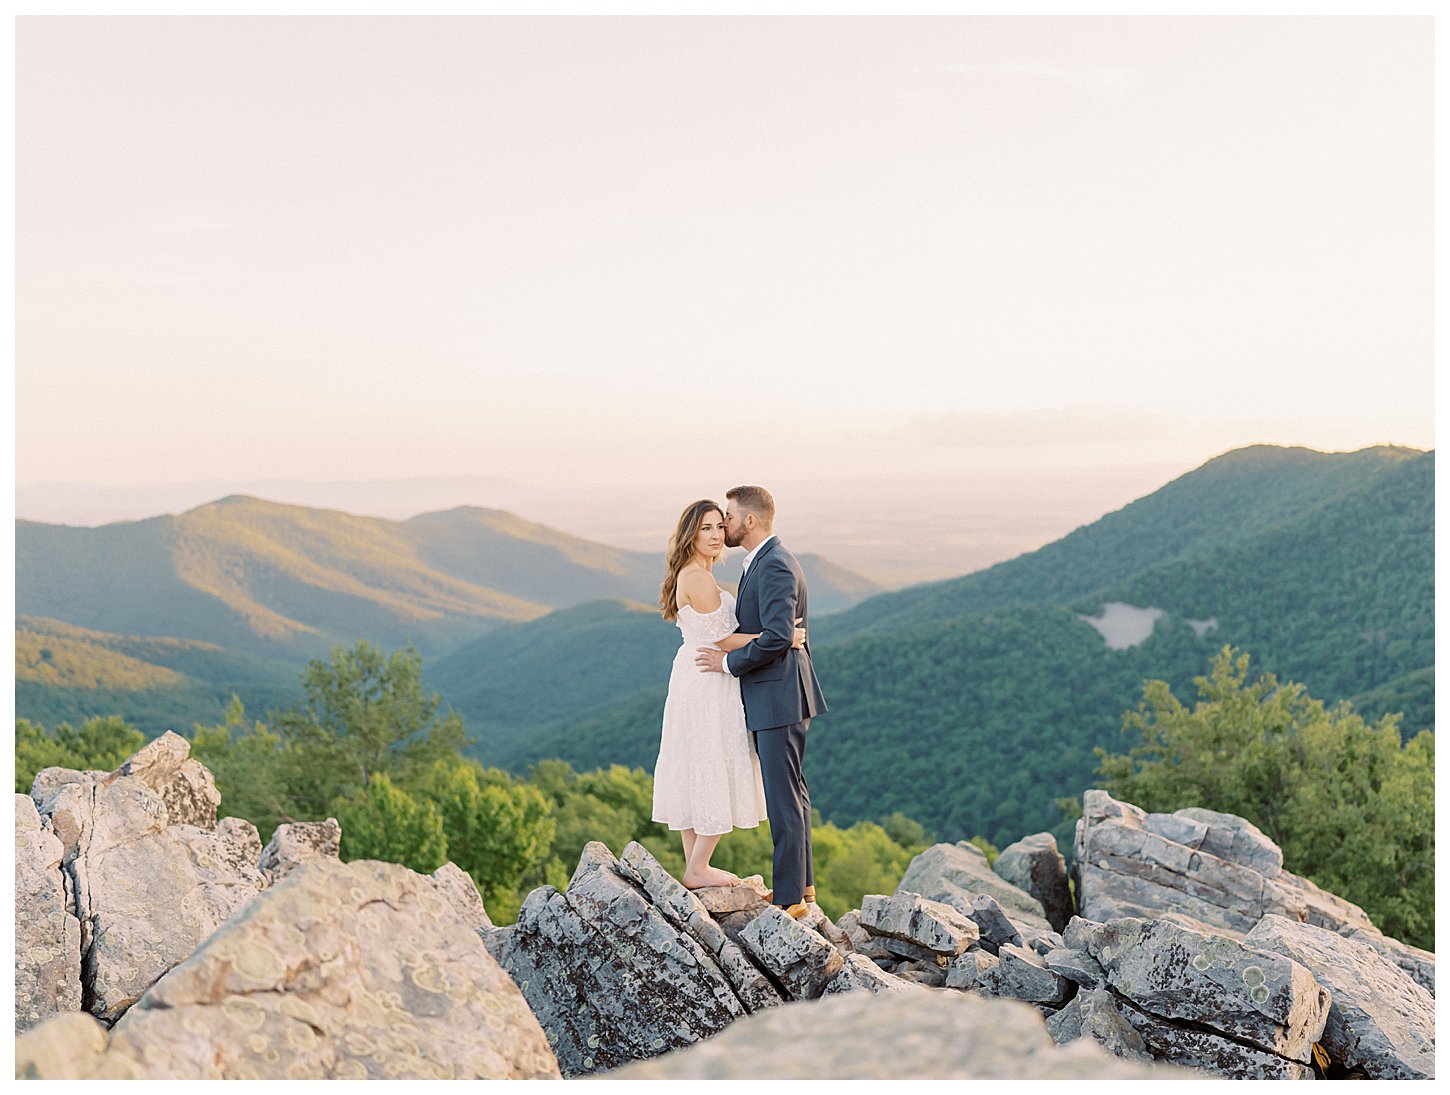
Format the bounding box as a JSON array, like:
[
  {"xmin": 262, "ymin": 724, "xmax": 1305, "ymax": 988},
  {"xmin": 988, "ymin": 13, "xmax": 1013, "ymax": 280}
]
[{"xmin": 651, "ymin": 498, "xmax": 806, "ymax": 889}]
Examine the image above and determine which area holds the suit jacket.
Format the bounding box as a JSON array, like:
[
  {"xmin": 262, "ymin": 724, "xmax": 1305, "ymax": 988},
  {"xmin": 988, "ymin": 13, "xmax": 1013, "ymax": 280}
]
[{"xmin": 726, "ymin": 537, "xmax": 828, "ymax": 731}]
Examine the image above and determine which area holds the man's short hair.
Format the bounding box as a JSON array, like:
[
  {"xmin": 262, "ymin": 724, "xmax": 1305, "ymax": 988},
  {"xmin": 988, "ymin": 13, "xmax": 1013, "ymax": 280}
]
[{"xmin": 726, "ymin": 485, "xmax": 775, "ymax": 527}]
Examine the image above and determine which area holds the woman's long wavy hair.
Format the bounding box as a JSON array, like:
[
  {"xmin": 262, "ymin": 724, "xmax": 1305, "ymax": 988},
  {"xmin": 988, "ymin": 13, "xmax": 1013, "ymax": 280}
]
[{"xmin": 660, "ymin": 499, "xmax": 724, "ymax": 621}]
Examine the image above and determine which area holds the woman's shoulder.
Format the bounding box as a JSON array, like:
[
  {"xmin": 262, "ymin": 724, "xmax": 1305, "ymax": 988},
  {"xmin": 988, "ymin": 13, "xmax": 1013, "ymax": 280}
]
[{"xmin": 677, "ymin": 565, "xmax": 715, "ymax": 591}]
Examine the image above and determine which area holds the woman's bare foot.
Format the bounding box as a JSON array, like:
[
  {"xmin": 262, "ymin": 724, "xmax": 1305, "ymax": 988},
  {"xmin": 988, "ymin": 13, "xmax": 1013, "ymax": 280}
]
[{"xmin": 682, "ymin": 866, "xmax": 743, "ymax": 890}]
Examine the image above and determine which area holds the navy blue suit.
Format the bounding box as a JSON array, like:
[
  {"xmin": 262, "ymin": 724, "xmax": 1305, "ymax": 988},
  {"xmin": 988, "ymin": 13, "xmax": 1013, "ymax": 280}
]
[{"xmin": 726, "ymin": 537, "xmax": 827, "ymax": 905}]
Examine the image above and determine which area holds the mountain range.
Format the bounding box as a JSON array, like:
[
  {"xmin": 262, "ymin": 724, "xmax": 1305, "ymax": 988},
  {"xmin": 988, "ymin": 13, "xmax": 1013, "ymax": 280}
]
[
  {"xmin": 14, "ymin": 495, "xmax": 878, "ymax": 729},
  {"xmin": 15, "ymin": 445, "xmax": 1432, "ymax": 849}
]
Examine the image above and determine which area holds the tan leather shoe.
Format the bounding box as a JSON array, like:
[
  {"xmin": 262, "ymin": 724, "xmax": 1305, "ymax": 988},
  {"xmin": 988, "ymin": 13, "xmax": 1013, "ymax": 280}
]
[
  {"xmin": 802, "ymin": 885, "xmax": 816, "ymax": 902},
  {"xmin": 782, "ymin": 902, "xmax": 810, "ymax": 920}
]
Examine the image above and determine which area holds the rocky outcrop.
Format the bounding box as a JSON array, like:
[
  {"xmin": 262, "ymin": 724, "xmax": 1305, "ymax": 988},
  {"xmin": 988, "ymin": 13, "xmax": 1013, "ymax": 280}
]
[
  {"xmin": 1246, "ymin": 915, "xmax": 1435, "ymax": 1079},
  {"xmin": 1033, "ymin": 917, "xmax": 1327, "ymax": 1080},
  {"xmin": 15, "ymin": 859, "xmax": 559, "ymax": 1080},
  {"xmin": 615, "ymin": 842, "xmax": 779, "ymax": 1013},
  {"xmin": 483, "ymin": 842, "xmax": 757, "ymax": 1076},
  {"xmin": 1079, "ymin": 917, "xmax": 1330, "ymax": 1062},
  {"xmin": 859, "ymin": 892, "xmax": 978, "ymax": 957},
  {"xmin": 1340, "ymin": 926, "xmax": 1435, "ymax": 997},
  {"xmin": 14, "ymin": 794, "xmax": 82, "ymax": 1032},
  {"xmin": 978, "ymin": 942, "xmax": 1073, "ymax": 1006},
  {"xmin": 29, "ymin": 733, "xmax": 267, "ymax": 1024},
  {"xmin": 257, "ymin": 818, "xmax": 341, "ymax": 883},
  {"xmin": 1072, "ymin": 789, "xmax": 1382, "ymax": 939},
  {"xmin": 607, "ymin": 986, "xmax": 1182, "ymax": 1079},
  {"xmin": 994, "ymin": 832, "xmax": 1073, "ymax": 932},
  {"xmin": 13, "ymin": 745, "xmax": 1437, "ymax": 1083},
  {"xmin": 897, "ymin": 841, "xmax": 1053, "ymax": 941}
]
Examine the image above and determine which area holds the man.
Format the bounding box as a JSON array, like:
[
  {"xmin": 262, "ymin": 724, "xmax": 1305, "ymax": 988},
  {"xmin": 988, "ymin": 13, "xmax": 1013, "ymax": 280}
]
[{"xmin": 695, "ymin": 485, "xmax": 827, "ymax": 920}]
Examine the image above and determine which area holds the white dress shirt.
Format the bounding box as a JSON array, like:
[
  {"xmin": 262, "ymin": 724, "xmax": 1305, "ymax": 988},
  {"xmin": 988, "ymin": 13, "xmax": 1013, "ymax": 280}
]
[
  {"xmin": 727, "ymin": 535, "xmax": 776, "ymax": 676},
  {"xmin": 738, "ymin": 534, "xmax": 776, "ymax": 580}
]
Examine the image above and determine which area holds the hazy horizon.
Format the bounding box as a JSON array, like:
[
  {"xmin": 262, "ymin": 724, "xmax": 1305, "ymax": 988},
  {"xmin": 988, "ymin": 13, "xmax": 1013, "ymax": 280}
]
[{"xmin": 13, "ymin": 440, "xmax": 1424, "ymax": 587}]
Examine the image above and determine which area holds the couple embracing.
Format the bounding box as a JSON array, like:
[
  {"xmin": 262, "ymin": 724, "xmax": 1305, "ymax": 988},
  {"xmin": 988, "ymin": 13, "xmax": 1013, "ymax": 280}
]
[{"xmin": 651, "ymin": 485, "xmax": 827, "ymax": 920}]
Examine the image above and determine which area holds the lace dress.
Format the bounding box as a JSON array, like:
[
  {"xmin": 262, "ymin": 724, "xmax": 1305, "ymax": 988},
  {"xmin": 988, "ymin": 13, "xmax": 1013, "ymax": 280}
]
[{"xmin": 651, "ymin": 589, "xmax": 769, "ymax": 836}]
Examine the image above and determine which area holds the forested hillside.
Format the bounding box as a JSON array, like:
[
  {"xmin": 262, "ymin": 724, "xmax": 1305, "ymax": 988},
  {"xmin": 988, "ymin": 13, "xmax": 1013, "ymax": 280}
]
[
  {"xmin": 815, "ymin": 444, "xmax": 1423, "ymax": 642},
  {"xmin": 490, "ymin": 449, "xmax": 1433, "ymax": 848}
]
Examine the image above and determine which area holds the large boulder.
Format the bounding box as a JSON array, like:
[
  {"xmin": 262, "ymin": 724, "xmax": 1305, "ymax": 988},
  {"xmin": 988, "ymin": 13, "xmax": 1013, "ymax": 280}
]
[
  {"xmin": 483, "ymin": 842, "xmax": 752, "ymax": 1076},
  {"xmin": 1246, "ymin": 915, "xmax": 1435, "ymax": 1079},
  {"xmin": 1110, "ymin": 991, "xmax": 1316, "ymax": 1079},
  {"xmin": 1080, "ymin": 917, "xmax": 1330, "ymax": 1064},
  {"xmin": 977, "ymin": 942, "xmax": 1073, "ymax": 1006},
  {"xmin": 739, "ymin": 905, "xmax": 845, "ymax": 999},
  {"xmin": 614, "ymin": 842, "xmax": 781, "ymax": 1013},
  {"xmin": 1338, "ymin": 926, "xmax": 1435, "ymax": 997},
  {"xmin": 14, "ymin": 859, "xmax": 559, "ymax": 1079},
  {"xmin": 859, "ymin": 892, "xmax": 978, "ymax": 957},
  {"xmin": 14, "ymin": 794, "xmax": 82, "ymax": 1032},
  {"xmin": 897, "ymin": 842, "xmax": 1053, "ymax": 940},
  {"xmin": 994, "ymin": 832, "xmax": 1073, "ymax": 932},
  {"xmin": 606, "ymin": 986, "xmax": 1184, "ymax": 1079},
  {"xmin": 257, "ymin": 819, "xmax": 341, "ymax": 884},
  {"xmin": 1047, "ymin": 987, "xmax": 1155, "ymax": 1065},
  {"xmin": 109, "ymin": 731, "xmax": 221, "ymax": 828},
  {"xmin": 31, "ymin": 733, "xmax": 268, "ymax": 1023},
  {"xmin": 1072, "ymin": 790, "xmax": 1389, "ymax": 941}
]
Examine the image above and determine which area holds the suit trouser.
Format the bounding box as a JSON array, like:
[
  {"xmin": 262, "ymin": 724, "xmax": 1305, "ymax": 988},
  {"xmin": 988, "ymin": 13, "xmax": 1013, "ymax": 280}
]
[{"xmin": 752, "ymin": 719, "xmax": 813, "ymax": 906}]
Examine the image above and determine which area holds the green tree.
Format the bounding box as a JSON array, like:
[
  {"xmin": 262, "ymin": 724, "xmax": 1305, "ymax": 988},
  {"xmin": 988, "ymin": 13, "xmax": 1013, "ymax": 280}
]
[
  {"xmin": 188, "ymin": 696, "xmax": 303, "ymax": 841},
  {"xmin": 332, "ymin": 773, "xmax": 448, "ymax": 873},
  {"xmin": 414, "ymin": 758, "xmax": 556, "ymax": 909},
  {"xmin": 15, "ymin": 716, "xmax": 145, "ymax": 792},
  {"xmin": 1096, "ymin": 646, "xmax": 1434, "ymax": 949},
  {"xmin": 275, "ymin": 641, "xmax": 468, "ymax": 806}
]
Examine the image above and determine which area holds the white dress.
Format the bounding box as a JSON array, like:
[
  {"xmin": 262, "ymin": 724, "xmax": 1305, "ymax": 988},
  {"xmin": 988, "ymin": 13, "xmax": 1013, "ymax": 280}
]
[{"xmin": 651, "ymin": 589, "xmax": 769, "ymax": 836}]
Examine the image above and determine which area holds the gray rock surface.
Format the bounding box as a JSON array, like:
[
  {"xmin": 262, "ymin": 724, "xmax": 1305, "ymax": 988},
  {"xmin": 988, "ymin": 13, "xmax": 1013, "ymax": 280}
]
[
  {"xmin": 1246, "ymin": 914, "xmax": 1435, "ymax": 1079},
  {"xmin": 860, "ymin": 891, "xmax": 978, "ymax": 957},
  {"xmin": 485, "ymin": 842, "xmax": 747, "ymax": 1076},
  {"xmin": 895, "ymin": 965, "xmax": 948, "ymax": 987},
  {"xmin": 615, "ymin": 842, "xmax": 781, "ymax": 1013},
  {"xmin": 258, "ymin": 818, "xmax": 341, "ymax": 883},
  {"xmin": 739, "ymin": 905, "xmax": 845, "ymax": 1000},
  {"xmin": 605, "ymin": 986, "xmax": 1186, "ymax": 1079},
  {"xmin": 1045, "ymin": 990, "xmax": 1086, "ymax": 1043},
  {"xmin": 994, "ymin": 832, "xmax": 1073, "ymax": 931},
  {"xmin": 1113, "ymin": 993, "xmax": 1316, "ymax": 1079},
  {"xmin": 823, "ymin": 952, "xmax": 916, "ymax": 995},
  {"xmin": 1339, "ymin": 926, "xmax": 1435, "ymax": 997},
  {"xmin": 898, "ymin": 842, "xmax": 1053, "ymax": 940},
  {"xmin": 15, "ymin": 794, "xmax": 82, "ymax": 1032},
  {"xmin": 1073, "ymin": 790, "xmax": 1389, "ymax": 943},
  {"xmin": 1082, "ymin": 916, "xmax": 1330, "ymax": 1062},
  {"xmin": 1042, "ymin": 946, "xmax": 1107, "ymax": 989},
  {"xmin": 951, "ymin": 891, "xmax": 1022, "ymax": 954},
  {"xmin": 1052, "ymin": 988, "xmax": 1155, "ymax": 1064},
  {"xmin": 32, "ymin": 734, "xmax": 268, "ymax": 1024},
  {"xmin": 1030, "ymin": 930, "xmax": 1065, "ymax": 955},
  {"xmin": 833, "ymin": 908, "xmax": 871, "ymax": 954},
  {"xmin": 978, "ymin": 943, "xmax": 1073, "ymax": 1006},
  {"xmin": 945, "ymin": 948, "xmax": 1000, "ymax": 991},
  {"xmin": 14, "ymin": 859, "xmax": 559, "ymax": 1080}
]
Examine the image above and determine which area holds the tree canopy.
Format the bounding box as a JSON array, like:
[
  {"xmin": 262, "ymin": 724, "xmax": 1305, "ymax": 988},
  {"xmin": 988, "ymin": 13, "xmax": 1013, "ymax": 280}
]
[{"xmin": 1095, "ymin": 646, "xmax": 1434, "ymax": 949}]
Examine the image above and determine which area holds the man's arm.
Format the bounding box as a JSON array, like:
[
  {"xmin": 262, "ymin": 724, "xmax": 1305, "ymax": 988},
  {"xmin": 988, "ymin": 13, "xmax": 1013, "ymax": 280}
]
[{"xmin": 724, "ymin": 557, "xmax": 798, "ymax": 677}]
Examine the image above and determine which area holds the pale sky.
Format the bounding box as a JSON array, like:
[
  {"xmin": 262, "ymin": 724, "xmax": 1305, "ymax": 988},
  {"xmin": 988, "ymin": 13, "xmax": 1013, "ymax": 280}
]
[{"xmin": 15, "ymin": 15, "xmax": 1434, "ymax": 494}]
